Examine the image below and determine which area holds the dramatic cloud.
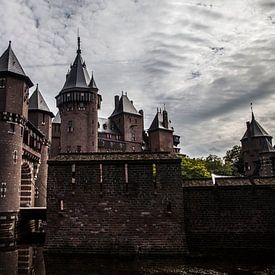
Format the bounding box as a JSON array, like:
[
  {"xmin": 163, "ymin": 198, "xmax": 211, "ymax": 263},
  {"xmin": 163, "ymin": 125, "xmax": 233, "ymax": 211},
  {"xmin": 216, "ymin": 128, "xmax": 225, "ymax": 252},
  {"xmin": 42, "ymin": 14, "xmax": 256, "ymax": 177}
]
[{"xmin": 1, "ymin": 0, "xmax": 275, "ymax": 157}]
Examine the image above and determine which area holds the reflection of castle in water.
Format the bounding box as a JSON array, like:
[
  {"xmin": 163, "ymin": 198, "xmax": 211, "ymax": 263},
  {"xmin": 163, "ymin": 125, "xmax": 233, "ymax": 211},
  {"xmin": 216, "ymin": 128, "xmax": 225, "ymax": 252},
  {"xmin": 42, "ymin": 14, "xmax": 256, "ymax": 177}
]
[{"xmin": 0, "ymin": 247, "xmax": 45, "ymax": 275}]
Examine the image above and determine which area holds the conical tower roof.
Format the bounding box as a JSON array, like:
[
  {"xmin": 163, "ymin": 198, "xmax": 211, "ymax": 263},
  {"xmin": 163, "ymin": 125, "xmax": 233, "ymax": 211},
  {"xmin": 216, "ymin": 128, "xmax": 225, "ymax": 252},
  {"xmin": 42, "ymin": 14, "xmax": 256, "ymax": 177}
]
[
  {"xmin": 29, "ymin": 84, "xmax": 54, "ymax": 117},
  {"xmin": 241, "ymin": 112, "xmax": 271, "ymax": 140},
  {"xmin": 89, "ymin": 72, "xmax": 98, "ymax": 89},
  {"xmin": 61, "ymin": 37, "xmax": 91, "ymax": 92},
  {"xmin": 0, "ymin": 41, "xmax": 33, "ymax": 87}
]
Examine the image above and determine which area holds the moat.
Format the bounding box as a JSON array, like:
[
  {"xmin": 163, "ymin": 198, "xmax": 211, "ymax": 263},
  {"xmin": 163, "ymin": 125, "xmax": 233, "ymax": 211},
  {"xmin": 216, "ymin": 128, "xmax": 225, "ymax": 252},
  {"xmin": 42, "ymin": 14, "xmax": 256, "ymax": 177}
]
[{"xmin": 1, "ymin": 236, "xmax": 275, "ymax": 275}]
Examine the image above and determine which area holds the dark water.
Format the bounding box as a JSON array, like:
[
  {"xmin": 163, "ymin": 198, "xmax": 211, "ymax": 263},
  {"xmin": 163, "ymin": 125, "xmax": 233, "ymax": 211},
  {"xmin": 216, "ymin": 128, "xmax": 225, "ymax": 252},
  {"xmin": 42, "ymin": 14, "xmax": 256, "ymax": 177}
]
[{"xmin": 1, "ymin": 237, "xmax": 275, "ymax": 275}]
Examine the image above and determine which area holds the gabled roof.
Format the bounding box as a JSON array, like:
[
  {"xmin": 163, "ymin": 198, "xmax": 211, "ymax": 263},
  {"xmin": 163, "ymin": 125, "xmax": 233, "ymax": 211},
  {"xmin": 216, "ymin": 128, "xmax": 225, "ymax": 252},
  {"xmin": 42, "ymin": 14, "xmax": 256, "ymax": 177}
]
[
  {"xmin": 110, "ymin": 94, "xmax": 141, "ymax": 117},
  {"xmin": 241, "ymin": 112, "xmax": 271, "ymax": 140},
  {"xmin": 29, "ymin": 84, "xmax": 54, "ymax": 117},
  {"xmin": 0, "ymin": 41, "xmax": 33, "ymax": 87},
  {"xmin": 148, "ymin": 110, "xmax": 174, "ymax": 132},
  {"xmin": 53, "ymin": 111, "xmax": 61, "ymax": 124}
]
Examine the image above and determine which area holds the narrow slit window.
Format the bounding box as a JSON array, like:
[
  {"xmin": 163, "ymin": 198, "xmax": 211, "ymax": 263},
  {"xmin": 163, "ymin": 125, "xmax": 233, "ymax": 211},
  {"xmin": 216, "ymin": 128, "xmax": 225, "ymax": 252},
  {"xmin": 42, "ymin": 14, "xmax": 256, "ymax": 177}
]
[
  {"xmin": 125, "ymin": 163, "xmax": 129, "ymax": 192},
  {"xmin": 60, "ymin": 199, "xmax": 64, "ymax": 211}
]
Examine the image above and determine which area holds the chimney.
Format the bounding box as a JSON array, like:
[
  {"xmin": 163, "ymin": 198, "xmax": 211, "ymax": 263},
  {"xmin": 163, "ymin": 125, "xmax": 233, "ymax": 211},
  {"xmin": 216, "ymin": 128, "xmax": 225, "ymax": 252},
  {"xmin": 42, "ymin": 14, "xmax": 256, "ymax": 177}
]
[
  {"xmin": 163, "ymin": 110, "xmax": 168, "ymax": 129},
  {"xmin": 115, "ymin": 95, "xmax": 119, "ymax": 110}
]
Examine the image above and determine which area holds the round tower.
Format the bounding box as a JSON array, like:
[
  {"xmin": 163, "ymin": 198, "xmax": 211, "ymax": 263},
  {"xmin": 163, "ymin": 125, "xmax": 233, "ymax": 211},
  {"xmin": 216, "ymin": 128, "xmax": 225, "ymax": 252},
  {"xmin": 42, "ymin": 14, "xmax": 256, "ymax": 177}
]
[
  {"xmin": 0, "ymin": 41, "xmax": 33, "ymax": 246},
  {"xmin": 56, "ymin": 37, "xmax": 101, "ymax": 153},
  {"xmin": 28, "ymin": 84, "xmax": 54, "ymax": 207}
]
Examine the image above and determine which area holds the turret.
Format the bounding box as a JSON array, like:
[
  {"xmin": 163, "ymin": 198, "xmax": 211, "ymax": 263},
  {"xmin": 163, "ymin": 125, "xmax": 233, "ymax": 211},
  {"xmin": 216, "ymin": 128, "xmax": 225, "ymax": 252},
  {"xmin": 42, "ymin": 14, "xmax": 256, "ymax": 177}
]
[
  {"xmin": 0, "ymin": 41, "xmax": 33, "ymax": 246},
  {"xmin": 109, "ymin": 92, "xmax": 143, "ymax": 152},
  {"xmin": 28, "ymin": 84, "xmax": 53, "ymax": 207},
  {"xmin": 241, "ymin": 110, "xmax": 274, "ymax": 176},
  {"xmin": 55, "ymin": 36, "xmax": 101, "ymax": 153},
  {"xmin": 148, "ymin": 108, "xmax": 174, "ymax": 152}
]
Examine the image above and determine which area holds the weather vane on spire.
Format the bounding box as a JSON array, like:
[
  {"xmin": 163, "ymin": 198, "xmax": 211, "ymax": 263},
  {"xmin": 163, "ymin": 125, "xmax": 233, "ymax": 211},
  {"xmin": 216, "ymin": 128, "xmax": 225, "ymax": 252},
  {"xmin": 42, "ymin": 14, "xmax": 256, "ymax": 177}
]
[{"xmin": 77, "ymin": 28, "xmax": 81, "ymax": 54}]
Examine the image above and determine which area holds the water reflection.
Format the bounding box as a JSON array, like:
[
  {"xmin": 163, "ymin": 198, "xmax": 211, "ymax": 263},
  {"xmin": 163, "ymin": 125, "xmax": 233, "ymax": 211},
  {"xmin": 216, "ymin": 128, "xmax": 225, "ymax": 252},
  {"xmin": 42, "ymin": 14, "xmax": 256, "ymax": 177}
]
[{"xmin": 1, "ymin": 246, "xmax": 275, "ymax": 274}]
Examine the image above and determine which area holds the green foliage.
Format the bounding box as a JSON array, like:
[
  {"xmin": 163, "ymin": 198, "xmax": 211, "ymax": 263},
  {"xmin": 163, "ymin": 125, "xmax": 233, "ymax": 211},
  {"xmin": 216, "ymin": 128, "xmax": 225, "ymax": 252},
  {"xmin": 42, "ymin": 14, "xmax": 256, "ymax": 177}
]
[
  {"xmin": 204, "ymin": 154, "xmax": 232, "ymax": 176},
  {"xmin": 180, "ymin": 145, "xmax": 244, "ymax": 179},
  {"xmin": 180, "ymin": 155, "xmax": 211, "ymax": 179},
  {"xmin": 224, "ymin": 145, "xmax": 244, "ymax": 176}
]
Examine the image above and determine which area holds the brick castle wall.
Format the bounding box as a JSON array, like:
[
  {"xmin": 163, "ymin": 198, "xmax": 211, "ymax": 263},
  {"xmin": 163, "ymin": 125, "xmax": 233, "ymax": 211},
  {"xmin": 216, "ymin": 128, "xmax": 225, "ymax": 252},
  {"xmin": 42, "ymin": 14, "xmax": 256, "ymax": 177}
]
[
  {"xmin": 183, "ymin": 177, "xmax": 275, "ymax": 254},
  {"xmin": 46, "ymin": 153, "xmax": 187, "ymax": 254}
]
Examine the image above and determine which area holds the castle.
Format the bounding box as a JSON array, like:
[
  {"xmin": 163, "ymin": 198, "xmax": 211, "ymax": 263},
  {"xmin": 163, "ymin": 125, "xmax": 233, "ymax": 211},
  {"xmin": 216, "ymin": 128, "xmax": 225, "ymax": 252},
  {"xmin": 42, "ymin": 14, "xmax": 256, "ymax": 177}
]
[
  {"xmin": 1, "ymin": 36, "xmax": 275, "ymax": 254},
  {"xmin": 0, "ymin": 38, "xmax": 180, "ymax": 246}
]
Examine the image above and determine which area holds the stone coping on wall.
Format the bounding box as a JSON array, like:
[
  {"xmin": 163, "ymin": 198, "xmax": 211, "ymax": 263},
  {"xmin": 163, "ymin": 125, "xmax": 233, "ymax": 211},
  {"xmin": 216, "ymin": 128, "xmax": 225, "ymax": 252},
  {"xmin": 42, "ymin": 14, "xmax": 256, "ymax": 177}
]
[
  {"xmin": 48, "ymin": 152, "xmax": 181, "ymax": 164},
  {"xmin": 182, "ymin": 176, "xmax": 275, "ymax": 187}
]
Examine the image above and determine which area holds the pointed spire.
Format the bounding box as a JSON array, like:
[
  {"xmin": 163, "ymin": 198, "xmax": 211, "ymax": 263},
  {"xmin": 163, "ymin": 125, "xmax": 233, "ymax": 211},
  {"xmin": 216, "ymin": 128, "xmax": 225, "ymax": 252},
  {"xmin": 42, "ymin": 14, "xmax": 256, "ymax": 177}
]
[
  {"xmin": 29, "ymin": 84, "xmax": 54, "ymax": 117},
  {"xmin": 251, "ymin": 102, "xmax": 255, "ymax": 121},
  {"xmin": 77, "ymin": 35, "xmax": 81, "ymax": 54},
  {"xmin": 88, "ymin": 71, "xmax": 98, "ymax": 89},
  {"xmin": 0, "ymin": 41, "xmax": 33, "ymax": 87}
]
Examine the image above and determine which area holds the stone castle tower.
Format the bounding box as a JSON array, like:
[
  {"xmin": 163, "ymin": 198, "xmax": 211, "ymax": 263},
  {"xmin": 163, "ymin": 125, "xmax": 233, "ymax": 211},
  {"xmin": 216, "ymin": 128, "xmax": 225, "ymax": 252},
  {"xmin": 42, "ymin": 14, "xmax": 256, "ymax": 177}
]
[
  {"xmin": 28, "ymin": 84, "xmax": 54, "ymax": 206},
  {"xmin": 55, "ymin": 37, "xmax": 101, "ymax": 153},
  {"xmin": 0, "ymin": 42, "xmax": 52, "ymax": 245},
  {"xmin": 241, "ymin": 111, "xmax": 274, "ymax": 176},
  {"xmin": 0, "ymin": 42, "xmax": 33, "ymax": 242},
  {"xmin": 148, "ymin": 108, "xmax": 178, "ymax": 152}
]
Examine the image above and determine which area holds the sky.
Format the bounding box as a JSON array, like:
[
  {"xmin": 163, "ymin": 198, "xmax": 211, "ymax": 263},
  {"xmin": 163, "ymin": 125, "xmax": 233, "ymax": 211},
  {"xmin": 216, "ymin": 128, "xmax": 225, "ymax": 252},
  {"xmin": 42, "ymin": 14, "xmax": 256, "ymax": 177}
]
[{"xmin": 1, "ymin": 0, "xmax": 275, "ymax": 157}]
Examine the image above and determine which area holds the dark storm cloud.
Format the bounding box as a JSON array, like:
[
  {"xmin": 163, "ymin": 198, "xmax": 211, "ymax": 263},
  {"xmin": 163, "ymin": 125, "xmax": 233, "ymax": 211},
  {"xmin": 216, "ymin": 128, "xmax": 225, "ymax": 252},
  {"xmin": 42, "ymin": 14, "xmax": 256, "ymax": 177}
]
[{"xmin": 1, "ymin": 0, "xmax": 275, "ymax": 157}]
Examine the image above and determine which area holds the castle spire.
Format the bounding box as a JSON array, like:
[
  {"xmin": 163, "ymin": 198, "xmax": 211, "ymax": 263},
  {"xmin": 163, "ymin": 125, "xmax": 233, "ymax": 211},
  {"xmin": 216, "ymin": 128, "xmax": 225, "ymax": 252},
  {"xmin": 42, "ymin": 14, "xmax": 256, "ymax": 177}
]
[
  {"xmin": 251, "ymin": 102, "xmax": 255, "ymax": 121},
  {"xmin": 77, "ymin": 35, "xmax": 81, "ymax": 54}
]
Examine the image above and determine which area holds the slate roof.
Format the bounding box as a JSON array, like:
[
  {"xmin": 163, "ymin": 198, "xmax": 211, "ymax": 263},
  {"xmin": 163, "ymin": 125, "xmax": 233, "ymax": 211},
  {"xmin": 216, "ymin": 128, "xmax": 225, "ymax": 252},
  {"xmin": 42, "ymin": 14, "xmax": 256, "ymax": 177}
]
[
  {"xmin": 52, "ymin": 111, "xmax": 61, "ymax": 124},
  {"xmin": 89, "ymin": 72, "xmax": 98, "ymax": 89},
  {"xmin": 29, "ymin": 84, "xmax": 54, "ymax": 116},
  {"xmin": 98, "ymin": 117, "xmax": 120, "ymax": 134},
  {"xmin": 148, "ymin": 110, "xmax": 174, "ymax": 132},
  {"xmin": 241, "ymin": 112, "xmax": 271, "ymax": 140},
  {"xmin": 60, "ymin": 37, "xmax": 98, "ymax": 92},
  {"xmin": 110, "ymin": 94, "xmax": 141, "ymax": 117},
  {"xmin": 0, "ymin": 41, "xmax": 33, "ymax": 87}
]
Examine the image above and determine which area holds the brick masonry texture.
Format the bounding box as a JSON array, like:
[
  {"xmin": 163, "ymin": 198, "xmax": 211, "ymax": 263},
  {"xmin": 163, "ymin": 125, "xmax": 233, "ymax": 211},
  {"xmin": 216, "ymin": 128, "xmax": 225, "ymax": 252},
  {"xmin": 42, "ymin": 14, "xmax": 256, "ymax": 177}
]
[
  {"xmin": 183, "ymin": 177, "xmax": 275, "ymax": 254},
  {"xmin": 46, "ymin": 152, "xmax": 187, "ymax": 254}
]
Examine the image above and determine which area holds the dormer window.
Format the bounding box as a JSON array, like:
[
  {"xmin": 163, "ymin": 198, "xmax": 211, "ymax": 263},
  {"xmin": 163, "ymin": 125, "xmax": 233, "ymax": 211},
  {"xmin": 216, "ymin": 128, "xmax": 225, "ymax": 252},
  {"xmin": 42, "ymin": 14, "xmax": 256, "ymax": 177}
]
[
  {"xmin": 0, "ymin": 78, "xmax": 5, "ymax": 88},
  {"xmin": 103, "ymin": 124, "xmax": 107, "ymax": 130}
]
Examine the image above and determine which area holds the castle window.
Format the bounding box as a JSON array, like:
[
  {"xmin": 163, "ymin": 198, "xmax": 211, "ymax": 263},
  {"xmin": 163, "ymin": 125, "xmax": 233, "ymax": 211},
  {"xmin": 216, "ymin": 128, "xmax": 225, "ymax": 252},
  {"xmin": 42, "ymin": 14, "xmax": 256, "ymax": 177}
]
[
  {"xmin": 35, "ymin": 187, "xmax": 39, "ymax": 199},
  {"xmin": 13, "ymin": 150, "xmax": 18, "ymax": 163},
  {"xmin": 1, "ymin": 182, "xmax": 7, "ymax": 198},
  {"xmin": 42, "ymin": 113, "xmax": 46, "ymax": 125},
  {"xmin": 20, "ymin": 126, "xmax": 24, "ymax": 137},
  {"xmin": 132, "ymin": 146, "xmax": 135, "ymax": 152},
  {"xmin": 103, "ymin": 123, "xmax": 107, "ymax": 130},
  {"xmin": 98, "ymin": 122, "xmax": 100, "ymax": 128},
  {"xmin": 0, "ymin": 78, "xmax": 5, "ymax": 88},
  {"xmin": 79, "ymin": 102, "xmax": 85, "ymax": 110},
  {"xmin": 125, "ymin": 163, "xmax": 129, "ymax": 193},
  {"xmin": 81, "ymin": 92, "xmax": 84, "ymax": 97},
  {"xmin": 67, "ymin": 120, "xmax": 73, "ymax": 132},
  {"xmin": 8, "ymin": 122, "xmax": 15, "ymax": 134},
  {"xmin": 131, "ymin": 133, "xmax": 136, "ymax": 141}
]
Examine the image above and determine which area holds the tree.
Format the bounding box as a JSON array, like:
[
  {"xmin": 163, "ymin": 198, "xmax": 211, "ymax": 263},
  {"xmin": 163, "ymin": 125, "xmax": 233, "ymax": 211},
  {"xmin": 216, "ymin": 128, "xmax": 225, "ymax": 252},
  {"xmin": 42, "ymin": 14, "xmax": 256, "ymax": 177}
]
[
  {"xmin": 224, "ymin": 145, "xmax": 244, "ymax": 176},
  {"xmin": 180, "ymin": 155, "xmax": 211, "ymax": 179},
  {"xmin": 204, "ymin": 154, "xmax": 232, "ymax": 176}
]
